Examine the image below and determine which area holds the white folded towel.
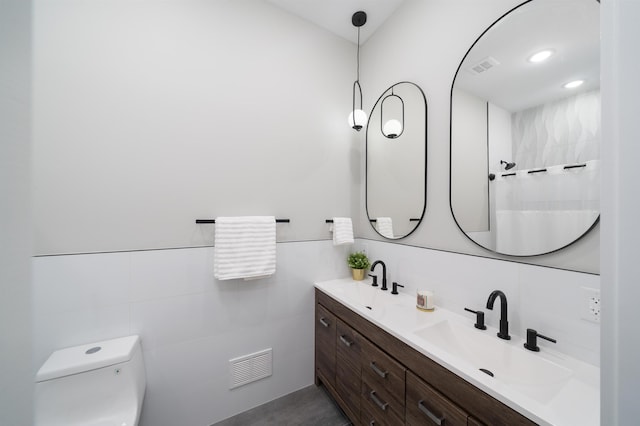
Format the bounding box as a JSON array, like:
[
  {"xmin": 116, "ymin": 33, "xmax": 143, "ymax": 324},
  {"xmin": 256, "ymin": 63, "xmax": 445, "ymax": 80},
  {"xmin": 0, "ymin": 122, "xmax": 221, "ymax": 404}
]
[
  {"xmin": 214, "ymin": 216, "xmax": 276, "ymax": 280},
  {"xmin": 376, "ymin": 217, "xmax": 394, "ymax": 239},
  {"xmin": 331, "ymin": 217, "xmax": 354, "ymax": 246}
]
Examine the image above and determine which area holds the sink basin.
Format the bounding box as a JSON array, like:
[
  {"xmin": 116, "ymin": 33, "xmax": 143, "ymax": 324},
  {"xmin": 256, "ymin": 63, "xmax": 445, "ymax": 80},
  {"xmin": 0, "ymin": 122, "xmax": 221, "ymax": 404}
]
[
  {"xmin": 327, "ymin": 282, "xmax": 418, "ymax": 325},
  {"xmin": 329, "ymin": 282, "xmax": 394, "ymax": 311},
  {"xmin": 413, "ymin": 320, "xmax": 573, "ymax": 404}
]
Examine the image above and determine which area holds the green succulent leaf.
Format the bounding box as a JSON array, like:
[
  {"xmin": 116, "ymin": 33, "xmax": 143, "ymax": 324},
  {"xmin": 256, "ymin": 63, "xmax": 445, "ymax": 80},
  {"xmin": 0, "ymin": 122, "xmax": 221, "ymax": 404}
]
[{"xmin": 347, "ymin": 251, "xmax": 370, "ymax": 269}]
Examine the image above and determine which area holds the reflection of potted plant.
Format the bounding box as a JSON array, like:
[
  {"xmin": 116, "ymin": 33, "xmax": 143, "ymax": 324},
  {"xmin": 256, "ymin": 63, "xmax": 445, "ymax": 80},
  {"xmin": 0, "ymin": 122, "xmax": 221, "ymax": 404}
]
[{"xmin": 347, "ymin": 252, "xmax": 370, "ymax": 281}]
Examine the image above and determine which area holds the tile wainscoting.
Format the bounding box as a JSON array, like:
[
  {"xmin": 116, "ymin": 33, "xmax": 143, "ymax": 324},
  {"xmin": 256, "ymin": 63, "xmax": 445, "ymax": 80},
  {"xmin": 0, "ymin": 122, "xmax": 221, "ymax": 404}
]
[
  {"xmin": 32, "ymin": 238, "xmax": 599, "ymax": 425},
  {"xmin": 32, "ymin": 241, "xmax": 351, "ymax": 426}
]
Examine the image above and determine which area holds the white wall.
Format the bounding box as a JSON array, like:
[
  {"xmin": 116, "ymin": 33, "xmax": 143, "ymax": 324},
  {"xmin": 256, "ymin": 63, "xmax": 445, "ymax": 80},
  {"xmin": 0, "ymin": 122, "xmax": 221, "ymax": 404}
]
[
  {"xmin": 32, "ymin": 0, "xmax": 358, "ymax": 255},
  {"xmin": 0, "ymin": 0, "xmax": 33, "ymax": 424},
  {"xmin": 488, "ymin": 102, "xmax": 513, "ymax": 172},
  {"xmin": 31, "ymin": 1, "xmax": 359, "ymax": 425},
  {"xmin": 357, "ymin": 0, "xmax": 600, "ymax": 274},
  {"xmin": 33, "ymin": 242, "xmax": 350, "ymax": 426},
  {"xmin": 451, "ymin": 89, "xmax": 488, "ymax": 232},
  {"xmin": 601, "ymin": 0, "xmax": 640, "ymax": 424}
]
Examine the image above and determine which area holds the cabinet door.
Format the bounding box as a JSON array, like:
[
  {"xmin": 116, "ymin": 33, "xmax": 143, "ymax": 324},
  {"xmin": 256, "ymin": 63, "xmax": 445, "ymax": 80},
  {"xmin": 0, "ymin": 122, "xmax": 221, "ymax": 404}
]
[
  {"xmin": 406, "ymin": 371, "xmax": 468, "ymax": 426},
  {"xmin": 315, "ymin": 303, "xmax": 336, "ymax": 388},
  {"xmin": 336, "ymin": 319, "xmax": 362, "ymax": 421}
]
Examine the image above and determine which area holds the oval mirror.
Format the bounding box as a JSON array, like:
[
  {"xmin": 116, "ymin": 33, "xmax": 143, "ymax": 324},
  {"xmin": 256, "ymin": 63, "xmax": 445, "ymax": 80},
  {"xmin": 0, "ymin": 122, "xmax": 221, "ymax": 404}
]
[
  {"xmin": 450, "ymin": 0, "xmax": 600, "ymax": 256},
  {"xmin": 366, "ymin": 81, "xmax": 427, "ymax": 239}
]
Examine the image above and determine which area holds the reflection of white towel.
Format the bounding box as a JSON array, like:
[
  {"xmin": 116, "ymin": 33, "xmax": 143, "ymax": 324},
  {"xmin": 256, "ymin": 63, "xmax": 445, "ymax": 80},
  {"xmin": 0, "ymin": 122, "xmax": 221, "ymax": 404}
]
[
  {"xmin": 376, "ymin": 217, "xmax": 394, "ymax": 238},
  {"xmin": 214, "ymin": 216, "xmax": 276, "ymax": 280},
  {"xmin": 331, "ymin": 217, "xmax": 354, "ymax": 246}
]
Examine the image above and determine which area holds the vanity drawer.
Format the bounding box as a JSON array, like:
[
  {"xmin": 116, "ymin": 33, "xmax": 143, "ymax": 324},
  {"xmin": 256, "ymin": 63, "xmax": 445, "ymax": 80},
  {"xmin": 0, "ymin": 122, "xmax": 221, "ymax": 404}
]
[
  {"xmin": 361, "ymin": 378, "xmax": 404, "ymax": 426},
  {"xmin": 406, "ymin": 371, "xmax": 468, "ymax": 426},
  {"xmin": 361, "ymin": 404, "xmax": 391, "ymax": 426},
  {"xmin": 361, "ymin": 337, "xmax": 406, "ymax": 404},
  {"xmin": 315, "ymin": 303, "xmax": 336, "ymax": 387}
]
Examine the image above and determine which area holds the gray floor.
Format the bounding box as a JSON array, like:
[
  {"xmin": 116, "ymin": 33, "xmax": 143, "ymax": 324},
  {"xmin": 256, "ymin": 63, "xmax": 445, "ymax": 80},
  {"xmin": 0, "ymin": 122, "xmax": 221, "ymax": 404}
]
[{"xmin": 212, "ymin": 385, "xmax": 351, "ymax": 426}]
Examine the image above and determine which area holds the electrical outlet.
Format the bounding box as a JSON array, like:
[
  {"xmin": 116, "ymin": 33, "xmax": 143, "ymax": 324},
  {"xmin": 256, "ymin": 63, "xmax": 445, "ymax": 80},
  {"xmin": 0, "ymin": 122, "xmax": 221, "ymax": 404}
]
[{"xmin": 581, "ymin": 287, "xmax": 601, "ymax": 323}]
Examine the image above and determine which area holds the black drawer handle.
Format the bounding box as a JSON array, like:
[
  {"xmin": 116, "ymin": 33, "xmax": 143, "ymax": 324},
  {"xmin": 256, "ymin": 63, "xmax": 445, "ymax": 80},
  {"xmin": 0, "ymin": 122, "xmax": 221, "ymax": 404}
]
[
  {"xmin": 370, "ymin": 361, "xmax": 388, "ymax": 378},
  {"xmin": 370, "ymin": 391, "xmax": 389, "ymax": 411},
  {"xmin": 369, "ymin": 421, "xmax": 375, "ymax": 426},
  {"xmin": 339, "ymin": 335, "xmax": 353, "ymax": 347},
  {"xmin": 418, "ymin": 400, "xmax": 445, "ymax": 425},
  {"xmin": 319, "ymin": 317, "xmax": 330, "ymax": 328}
]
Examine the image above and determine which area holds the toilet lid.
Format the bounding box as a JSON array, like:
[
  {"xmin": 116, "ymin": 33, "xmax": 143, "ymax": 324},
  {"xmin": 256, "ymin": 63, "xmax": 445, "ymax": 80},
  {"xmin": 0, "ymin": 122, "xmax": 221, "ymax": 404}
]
[{"xmin": 36, "ymin": 335, "xmax": 140, "ymax": 382}]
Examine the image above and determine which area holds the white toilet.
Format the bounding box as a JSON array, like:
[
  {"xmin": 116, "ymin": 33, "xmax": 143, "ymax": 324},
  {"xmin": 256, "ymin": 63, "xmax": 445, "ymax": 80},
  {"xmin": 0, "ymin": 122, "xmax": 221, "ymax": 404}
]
[{"xmin": 35, "ymin": 335, "xmax": 146, "ymax": 426}]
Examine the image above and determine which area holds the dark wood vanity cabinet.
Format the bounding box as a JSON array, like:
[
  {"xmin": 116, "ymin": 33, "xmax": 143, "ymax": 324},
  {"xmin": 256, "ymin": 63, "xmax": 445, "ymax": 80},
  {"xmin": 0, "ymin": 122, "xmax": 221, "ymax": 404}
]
[
  {"xmin": 467, "ymin": 417, "xmax": 485, "ymax": 426},
  {"xmin": 315, "ymin": 289, "xmax": 537, "ymax": 426}
]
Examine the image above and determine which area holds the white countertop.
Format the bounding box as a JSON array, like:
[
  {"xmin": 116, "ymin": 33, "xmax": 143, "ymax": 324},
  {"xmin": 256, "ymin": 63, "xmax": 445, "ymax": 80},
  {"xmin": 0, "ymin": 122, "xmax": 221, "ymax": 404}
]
[{"xmin": 315, "ymin": 278, "xmax": 600, "ymax": 426}]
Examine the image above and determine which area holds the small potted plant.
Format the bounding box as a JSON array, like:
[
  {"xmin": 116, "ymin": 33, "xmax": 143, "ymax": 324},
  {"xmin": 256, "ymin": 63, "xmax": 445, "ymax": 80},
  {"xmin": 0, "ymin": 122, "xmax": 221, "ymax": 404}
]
[{"xmin": 347, "ymin": 251, "xmax": 370, "ymax": 281}]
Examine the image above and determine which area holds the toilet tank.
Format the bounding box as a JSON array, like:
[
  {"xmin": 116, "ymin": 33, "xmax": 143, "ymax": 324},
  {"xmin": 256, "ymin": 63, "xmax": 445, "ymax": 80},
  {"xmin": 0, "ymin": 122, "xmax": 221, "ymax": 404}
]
[{"xmin": 35, "ymin": 335, "xmax": 146, "ymax": 426}]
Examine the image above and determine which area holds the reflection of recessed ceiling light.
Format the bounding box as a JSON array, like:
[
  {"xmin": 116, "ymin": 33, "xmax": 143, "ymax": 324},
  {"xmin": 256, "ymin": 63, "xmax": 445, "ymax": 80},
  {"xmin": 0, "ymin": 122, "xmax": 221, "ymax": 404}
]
[
  {"xmin": 528, "ymin": 49, "xmax": 554, "ymax": 63},
  {"xmin": 563, "ymin": 80, "xmax": 585, "ymax": 89}
]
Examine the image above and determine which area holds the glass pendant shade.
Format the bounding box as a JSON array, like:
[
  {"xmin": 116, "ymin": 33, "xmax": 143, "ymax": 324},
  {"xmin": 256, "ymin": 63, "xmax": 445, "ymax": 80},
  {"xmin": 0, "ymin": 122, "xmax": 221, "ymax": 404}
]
[
  {"xmin": 349, "ymin": 109, "xmax": 368, "ymax": 131},
  {"xmin": 382, "ymin": 119, "xmax": 402, "ymax": 139}
]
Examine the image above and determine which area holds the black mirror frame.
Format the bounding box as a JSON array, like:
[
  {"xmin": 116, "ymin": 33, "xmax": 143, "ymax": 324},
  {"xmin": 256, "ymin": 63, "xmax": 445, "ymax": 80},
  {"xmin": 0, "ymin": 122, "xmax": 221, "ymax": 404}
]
[
  {"xmin": 366, "ymin": 81, "xmax": 428, "ymax": 240},
  {"xmin": 448, "ymin": 0, "xmax": 600, "ymax": 257}
]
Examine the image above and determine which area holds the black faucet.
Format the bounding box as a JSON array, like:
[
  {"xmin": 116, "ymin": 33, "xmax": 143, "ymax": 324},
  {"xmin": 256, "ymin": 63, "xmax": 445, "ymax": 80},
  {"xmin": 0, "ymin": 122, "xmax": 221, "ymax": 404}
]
[
  {"xmin": 486, "ymin": 290, "xmax": 510, "ymax": 340},
  {"xmin": 370, "ymin": 260, "xmax": 387, "ymax": 291}
]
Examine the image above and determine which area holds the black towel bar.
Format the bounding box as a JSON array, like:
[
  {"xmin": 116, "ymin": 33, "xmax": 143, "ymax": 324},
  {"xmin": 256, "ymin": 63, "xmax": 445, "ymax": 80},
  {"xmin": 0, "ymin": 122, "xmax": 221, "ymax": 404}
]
[
  {"xmin": 564, "ymin": 163, "xmax": 587, "ymax": 170},
  {"xmin": 196, "ymin": 218, "xmax": 290, "ymax": 224},
  {"xmin": 327, "ymin": 218, "xmax": 419, "ymax": 223},
  {"xmin": 528, "ymin": 168, "xmax": 547, "ymax": 174}
]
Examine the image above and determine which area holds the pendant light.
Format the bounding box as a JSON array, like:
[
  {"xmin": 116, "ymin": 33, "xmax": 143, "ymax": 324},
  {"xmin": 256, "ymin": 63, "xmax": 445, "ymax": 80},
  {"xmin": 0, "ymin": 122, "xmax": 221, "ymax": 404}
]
[
  {"xmin": 381, "ymin": 86, "xmax": 405, "ymax": 139},
  {"xmin": 348, "ymin": 11, "xmax": 367, "ymax": 131}
]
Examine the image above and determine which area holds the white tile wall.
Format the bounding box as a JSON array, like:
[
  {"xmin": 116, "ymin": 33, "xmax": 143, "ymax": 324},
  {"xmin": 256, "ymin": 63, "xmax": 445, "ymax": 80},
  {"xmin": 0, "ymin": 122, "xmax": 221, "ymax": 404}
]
[
  {"xmin": 32, "ymin": 241, "xmax": 351, "ymax": 426},
  {"xmin": 32, "ymin": 238, "xmax": 599, "ymax": 426},
  {"xmin": 357, "ymin": 239, "xmax": 601, "ymax": 366}
]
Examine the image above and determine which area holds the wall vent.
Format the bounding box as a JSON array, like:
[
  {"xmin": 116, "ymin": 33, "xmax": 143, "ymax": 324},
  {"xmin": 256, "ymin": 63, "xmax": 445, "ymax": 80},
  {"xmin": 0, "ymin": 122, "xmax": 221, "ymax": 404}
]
[
  {"xmin": 467, "ymin": 56, "xmax": 500, "ymax": 75},
  {"xmin": 229, "ymin": 348, "xmax": 273, "ymax": 389}
]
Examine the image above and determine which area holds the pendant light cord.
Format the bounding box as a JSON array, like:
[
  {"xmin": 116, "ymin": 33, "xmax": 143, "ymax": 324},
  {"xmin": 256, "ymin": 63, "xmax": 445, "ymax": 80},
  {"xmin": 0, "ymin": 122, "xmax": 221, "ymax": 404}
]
[{"xmin": 356, "ymin": 26, "xmax": 361, "ymax": 82}]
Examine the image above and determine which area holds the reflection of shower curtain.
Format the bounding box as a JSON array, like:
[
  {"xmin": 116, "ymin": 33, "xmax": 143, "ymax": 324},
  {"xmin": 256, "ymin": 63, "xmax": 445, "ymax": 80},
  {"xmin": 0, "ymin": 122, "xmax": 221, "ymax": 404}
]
[{"xmin": 493, "ymin": 161, "xmax": 599, "ymax": 255}]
